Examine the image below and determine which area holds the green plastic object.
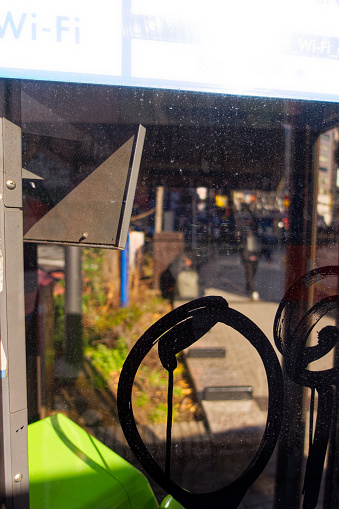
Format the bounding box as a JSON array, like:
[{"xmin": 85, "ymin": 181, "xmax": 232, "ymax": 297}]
[
  {"xmin": 28, "ymin": 413, "xmax": 159, "ymax": 509},
  {"xmin": 159, "ymin": 495, "xmax": 185, "ymax": 509}
]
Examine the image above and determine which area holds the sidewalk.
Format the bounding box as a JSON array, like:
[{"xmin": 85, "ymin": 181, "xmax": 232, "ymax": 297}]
[
  {"xmin": 175, "ymin": 288, "xmax": 333, "ymax": 509},
  {"xmin": 175, "ymin": 290, "xmax": 279, "ymax": 509}
]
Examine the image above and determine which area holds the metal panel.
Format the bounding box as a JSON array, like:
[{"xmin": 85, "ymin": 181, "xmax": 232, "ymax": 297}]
[
  {"xmin": 5, "ymin": 209, "xmax": 27, "ymax": 413},
  {"xmin": 10, "ymin": 409, "xmax": 29, "ymax": 506},
  {"xmin": 118, "ymin": 124, "xmax": 146, "ymax": 249},
  {"xmin": 23, "ymin": 125, "xmax": 145, "ymax": 249},
  {"xmin": 0, "ymin": 117, "xmax": 29, "ymax": 508},
  {"xmin": 2, "ymin": 119, "xmax": 22, "ymax": 209}
]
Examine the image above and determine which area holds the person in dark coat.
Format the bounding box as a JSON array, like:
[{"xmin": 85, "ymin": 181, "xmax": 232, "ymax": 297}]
[{"xmin": 240, "ymin": 220, "xmax": 261, "ymax": 300}]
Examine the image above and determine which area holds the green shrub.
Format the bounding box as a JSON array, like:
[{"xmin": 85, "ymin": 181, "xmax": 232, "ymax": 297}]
[{"xmin": 85, "ymin": 340, "xmax": 128, "ymax": 377}]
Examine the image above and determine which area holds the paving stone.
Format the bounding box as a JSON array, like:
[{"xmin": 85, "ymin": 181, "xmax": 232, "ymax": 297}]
[{"xmin": 202, "ymin": 400, "xmax": 266, "ymax": 435}]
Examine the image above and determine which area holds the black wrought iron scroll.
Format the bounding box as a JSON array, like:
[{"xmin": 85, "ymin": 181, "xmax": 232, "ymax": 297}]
[
  {"xmin": 274, "ymin": 265, "xmax": 339, "ymax": 509},
  {"xmin": 118, "ymin": 296, "xmax": 284, "ymax": 509},
  {"xmin": 117, "ymin": 267, "xmax": 339, "ymax": 509}
]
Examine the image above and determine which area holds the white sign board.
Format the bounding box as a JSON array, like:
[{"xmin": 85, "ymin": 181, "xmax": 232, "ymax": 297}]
[{"xmin": 1, "ymin": 0, "xmax": 339, "ymax": 102}]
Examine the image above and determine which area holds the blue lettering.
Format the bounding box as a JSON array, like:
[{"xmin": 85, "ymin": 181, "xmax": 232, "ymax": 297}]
[
  {"xmin": 0, "ymin": 12, "xmax": 80, "ymax": 44},
  {"xmin": 75, "ymin": 17, "xmax": 80, "ymax": 44},
  {"xmin": 56, "ymin": 16, "xmax": 69, "ymax": 42},
  {"xmin": 0, "ymin": 11, "xmax": 27, "ymax": 39},
  {"xmin": 31, "ymin": 13, "xmax": 37, "ymax": 41}
]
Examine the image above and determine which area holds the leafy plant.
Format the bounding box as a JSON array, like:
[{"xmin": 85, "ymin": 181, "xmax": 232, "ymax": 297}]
[
  {"xmin": 134, "ymin": 393, "xmax": 151, "ymax": 407},
  {"xmin": 52, "ymin": 246, "xmax": 201, "ymax": 425},
  {"xmin": 149, "ymin": 403, "xmax": 168, "ymax": 424},
  {"xmin": 85, "ymin": 339, "xmax": 128, "ymax": 377}
]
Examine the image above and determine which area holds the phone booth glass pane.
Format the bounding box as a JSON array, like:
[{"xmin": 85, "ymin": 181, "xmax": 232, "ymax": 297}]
[{"xmin": 1, "ymin": 77, "xmax": 339, "ymax": 509}]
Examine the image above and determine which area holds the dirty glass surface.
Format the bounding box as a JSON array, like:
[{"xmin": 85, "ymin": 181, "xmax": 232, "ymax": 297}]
[{"xmin": 17, "ymin": 81, "xmax": 339, "ymax": 508}]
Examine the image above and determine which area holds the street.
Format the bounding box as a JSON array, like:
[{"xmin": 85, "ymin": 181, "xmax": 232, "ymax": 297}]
[{"xmin": 199, "ymin": 246, "xmax": 286, "ymax": 304}]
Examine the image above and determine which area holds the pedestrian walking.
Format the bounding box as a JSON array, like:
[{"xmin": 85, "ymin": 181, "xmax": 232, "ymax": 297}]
[{"xmin": 240, "ymin": 220, "xmax": 261, "ymax": 300}]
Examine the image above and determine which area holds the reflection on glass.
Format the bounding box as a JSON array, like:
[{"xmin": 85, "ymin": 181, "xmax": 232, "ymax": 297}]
[{"xmin": 11, "ymin": 81, "xmax": 339, "ymax": 508}]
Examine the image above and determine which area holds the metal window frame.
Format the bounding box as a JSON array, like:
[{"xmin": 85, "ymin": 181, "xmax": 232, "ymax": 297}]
[{"xmin": 0, "ymin": 115, "xmax": 29, "ymax": 508}]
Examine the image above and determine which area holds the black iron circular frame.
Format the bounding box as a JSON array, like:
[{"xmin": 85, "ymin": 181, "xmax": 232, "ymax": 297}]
[{"xmin": 118, "ymin": 296, "xmax": 284, "ymax": 509}]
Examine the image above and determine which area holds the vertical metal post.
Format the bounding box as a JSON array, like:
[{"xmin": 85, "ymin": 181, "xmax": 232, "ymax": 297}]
[
  {"xmin": 155, "ymin": 186, "xmax": 164, "ymax": 234},
  {"xmin": 121, "ymin": 235, "xmax": 129, "ymax": 308},
  {"xmin": 64, "ymin": 246, "xmax": 83, "ymax": 367},
  {"xmin": 324, "ymin": 342, "xmax": 339, "ymax": 508},
  {"xmin": 274, "ymin": 105, "xmax": 319, "ymax": 508},
  {"xmin": 191, "ymin": 187, "xmax": 197, "ymax": 251},
  {"xmin": 24, "ymin": 243, "xmax": 39, "ymax": 424},
  {"xmin": 323, "ymin": 202, "xmax": 339, "ymax": 508},
  {"xmin": 0, "ymin": 89, "xmax": 30, "ymax": 507}
]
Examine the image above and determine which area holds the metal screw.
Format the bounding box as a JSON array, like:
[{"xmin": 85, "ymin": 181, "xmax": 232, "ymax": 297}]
[
  {"xmin": 13, "ymin": 473, "xmax": 23, "ymax": 483},
  {"xmin": 79, "ymin": 232, "xmax": 89, "ymax": 242},
  {"xmin": 6, "ymin": 180, "xmax": 16, "ymax": 190}
]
